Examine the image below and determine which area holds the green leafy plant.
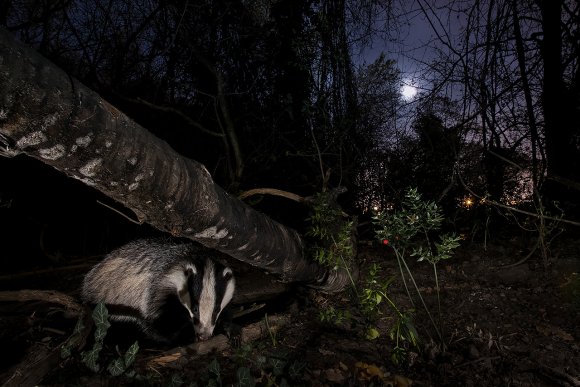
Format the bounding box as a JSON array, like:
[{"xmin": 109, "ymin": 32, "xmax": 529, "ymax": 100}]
[
  {"xmin": 208, "ymin": 358, "xmax": 223, "ymax": 386},
  {"xmin": 306, "ymin": 191, "xmax": 355, "ymax": 272},
  {"xmin": 235, "ymin": 366, "xmax": 255, "ymax": 387},
  {"xmin": 61, "ymin": 310, "xmax": 87, "ymax": 359},
  {"xmin": 373, "ymin": 187, "xmax": 461, "ymax": 349},
  {"xmin": 359, "ymin": 263, "xmax": 395, "ymax": 320},
  {"xmin": 388, "ymin": 311, "xmax": 419, "ymax": 365},
  {"xmin": 107, "ymin": 341, "xmax": 139, "ymax": 376},
  {"xmin": 308, "ymin": 190, "xmax": 424, "ymax": 364},
  {"xmin": 233, "ymin": 343, "xmax": 304, "ymax": 387},
  {"xmin": 80, "ymin": 302, "xmax": 111, "ymax": 372},
  {"xmin": 264, "ymin": 313, "xmax": 278, "ymax": 347},
  {"xmin": 359, "ymin": 263, "xmax": 418, "ymax": 363},
  {"xmin": 318, "ymin": 306, "xmax": 351, "ymax": 327},
  {"xmin": 64, "ymin": 302, "xmax": 139, "ymax": 376}
]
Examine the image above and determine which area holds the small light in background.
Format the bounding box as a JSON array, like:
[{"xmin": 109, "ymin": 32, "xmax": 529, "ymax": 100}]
[{"xmin": 463, "ymin": 197, "xmax": 474, "ymax": 208}]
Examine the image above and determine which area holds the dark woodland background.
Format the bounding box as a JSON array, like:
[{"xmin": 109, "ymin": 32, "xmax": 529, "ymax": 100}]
[{"xmin": 1, "ymin": 0, "xmax": 580, "ymax": 271}]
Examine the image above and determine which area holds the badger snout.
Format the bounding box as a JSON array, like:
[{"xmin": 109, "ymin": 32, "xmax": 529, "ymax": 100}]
[{"xmin": 195, "ymin": 325, "xmax": 215, "ymax": 341}]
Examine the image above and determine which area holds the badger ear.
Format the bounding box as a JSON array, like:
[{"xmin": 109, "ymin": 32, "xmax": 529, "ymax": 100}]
[
  {"xmin": 185, "ymin": 264, "xmax": 197, "ymax": 277},
  {"xmin": 222, "ymin": 267, "xmax": 233, "ymax": 281}
]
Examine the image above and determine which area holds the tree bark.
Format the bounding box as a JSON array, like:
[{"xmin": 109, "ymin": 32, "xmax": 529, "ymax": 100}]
[
  {"xmin": 511, "ymin": 0, "xmax": 540, "ymax": 189},
  {"xmin": 537, "ymin": 0, "xmax": 580, "ymax": 198},
  {"xmin": 0, "ymin": 28, "xmax": 351, "ymax": 293}
]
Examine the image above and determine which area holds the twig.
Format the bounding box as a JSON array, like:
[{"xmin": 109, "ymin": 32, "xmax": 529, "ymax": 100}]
[
  {"xmin": 125, "ymin": 96, "xmax": 223, "ymax": 138},
  {"xmin": 534, "ymin": 363, "xmax": 580, "ymax": 387},
  {"xmin": 0, "ymin": 289, "xmax": 82, "ymax": 316},
  {"xmin": 309, "ymin": 120, "xmax": 326, "ymax": 191},
  {"xmin": 495, "ymin": 237, "xmax": 541, "ymax": 268},
  {"xmin": 238, "ymin": 188, "xmax": 305, "ymax": 203},
  {"xmin": 96, "ymin": 200, "xmax": 142, "ymax": 225},
  {"xmin": 456, "ymin": 356, "xmax": 501, "ymax": 368},
  {"xmin": 456, "ymin": 167, "xmax": 580, "ymax": 227},
  {"xmin": 0, "ymin": 261, "xmax": 96, "ymax": 283}
]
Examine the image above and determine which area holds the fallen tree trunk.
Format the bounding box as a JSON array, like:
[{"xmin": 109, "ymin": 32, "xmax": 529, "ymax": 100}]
[{"xmin": 0, "ymin": 28, "xmax": 351, "ymax": 293}]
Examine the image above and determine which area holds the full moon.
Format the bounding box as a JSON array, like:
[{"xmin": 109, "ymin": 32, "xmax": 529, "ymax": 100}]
[{"xmin": 401, "ymin": 80, "xmax": 418, "ymax": 100}]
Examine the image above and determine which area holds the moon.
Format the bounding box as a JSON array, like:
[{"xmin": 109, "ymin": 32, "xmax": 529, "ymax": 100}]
[{"xmin": 401, "ymin": 80, "xmax": 418, "ymax": 100}]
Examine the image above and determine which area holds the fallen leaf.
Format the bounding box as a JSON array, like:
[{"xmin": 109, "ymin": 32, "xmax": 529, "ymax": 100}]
[
  {"xmin": 147, "ymin": 352, "xmax": 182, "ymax": 368},
  {"xmin": 393, "ymin": 374, "xmax": 413, "ymax": 386},
  {"xmin": 355, "ymin": 361, "xmax": 385, "ymax": 381},
  {"xmin": 325, "ymin": 368, "xmax": 345, "ymax": 383}
]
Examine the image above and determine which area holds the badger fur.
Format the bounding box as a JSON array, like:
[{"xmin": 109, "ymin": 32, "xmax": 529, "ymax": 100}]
[{"xmin": 81, "ymin": 239, "xmax": 235, "ymax": 344}]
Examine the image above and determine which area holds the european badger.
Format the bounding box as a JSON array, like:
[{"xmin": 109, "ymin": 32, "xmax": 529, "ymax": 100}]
[{"xmin": 81, "ymin": 239, "xmax": 235, "ymax": 344}]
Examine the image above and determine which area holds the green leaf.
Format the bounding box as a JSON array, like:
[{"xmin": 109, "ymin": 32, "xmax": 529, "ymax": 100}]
[
  {"xmin": 124, "ymin": 341, "xmax": 139, "ymax": 367},
  {"xmin": 81, "ymin": 342, "xmax": 102, "ymax": 372},
  {"xmin": 61, "ymin": 314, "xmax": 86, "ymax": 358},
  {"xmin": 390, "ymin": 346, "xmax": 406, "ymax": 365},
  {"xmin": 365, "ymin": 327, "xmax": 380, "ymax": 340},
  {"xmin": 92, "ymin": 302, "xmax": 109, "ymax": 326},
  {"xmin": 107, "ymin": 357, "xmax": 125, "ymax": 376},
  {"xmin": 270, "ymin": 357, "xmax": 286, "ymax": 376},
  {"xmin": 92, "ymin": 302, "xmax": 111, "ymax": 343},
  {"xmin": 255, "ymin": 355, "xmax": 268, "ymax": 368},
  {"xmin": 209, "ymin": 358, "xmax": 221, "ymax": 378},
  {"xmin": 235, "ymin": 366, "xmax": 255, "ymax": 387},
  {"xmin": 287, "ymin": 361, "xmax": 306, "ymax": 379},
  {"xmin": 168, "ymin": 373, "xmax": 185, "ymax": 386}
]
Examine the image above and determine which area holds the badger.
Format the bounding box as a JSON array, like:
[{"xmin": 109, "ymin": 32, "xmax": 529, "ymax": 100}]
[{"xmin": 81, "ymin": 239, "xmax": 235, "ymax": 344}]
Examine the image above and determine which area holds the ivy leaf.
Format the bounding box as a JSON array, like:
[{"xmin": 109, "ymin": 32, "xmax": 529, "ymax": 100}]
[
  {"xmin": 81, "ymin": 342, "xmax": 102, "ymax": 372},
  {"xmin": 287, "ymin": 360, "xmax": 306, "ymax": 379},
  {"xmin": 107, "ymin": 357, "xmax": 125, "ymax": 376},
  {"xmin": 61, "ymin": 314, "xmax": 85, "ymax": 358},
  {"xmin": 235, "ymin": 366, "xmax": 255, "ymax": 387},
  {"xmin": 92, "ymin": 302, "xmax": 111, "ymax": 343},
  {"xmin": 270, "ymin": 357, "xmax": 286, "ymax": 376},
  {"xmin": 124, "ymin": 341, "xmax": 139, "ymax": 367},
  {"xmin": 92, "ymin": 302, "xmax": 109, "ymax": 326},
  {"xmin": 209, "ymin": 358, "xmax": 221, "ymax": 378}
]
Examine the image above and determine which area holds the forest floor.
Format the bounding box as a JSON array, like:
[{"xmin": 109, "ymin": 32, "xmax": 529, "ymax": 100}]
[{"xmin": 0, "ymin": 233, "xmax": 579, "ymax": 386}]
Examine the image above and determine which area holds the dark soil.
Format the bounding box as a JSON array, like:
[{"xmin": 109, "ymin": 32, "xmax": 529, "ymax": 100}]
[{"xmin": 1, "ymin": 236, "xmax": 579, "ymax": 386}]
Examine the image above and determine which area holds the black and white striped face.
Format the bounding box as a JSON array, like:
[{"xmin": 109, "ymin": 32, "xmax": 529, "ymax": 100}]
[{"xmin": 179, "ymin": 258, "xmax": 235, "ymax": 341}]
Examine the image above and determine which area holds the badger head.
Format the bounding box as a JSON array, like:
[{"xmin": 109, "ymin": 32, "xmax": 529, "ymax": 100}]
[{"xmin": 179, "ymin": 259, "xmax": 235, "ymax": 341}]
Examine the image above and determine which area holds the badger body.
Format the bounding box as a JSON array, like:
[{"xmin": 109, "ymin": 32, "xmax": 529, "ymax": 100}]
[{"xmin": 81, "ymin": 239, "xmax": 235, "ymax": 344}]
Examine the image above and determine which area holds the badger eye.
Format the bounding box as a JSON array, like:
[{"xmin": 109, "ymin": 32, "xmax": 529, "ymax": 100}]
[{"xmin": 191, "ymin": 302, "xmax": 199, "ymax": 315}]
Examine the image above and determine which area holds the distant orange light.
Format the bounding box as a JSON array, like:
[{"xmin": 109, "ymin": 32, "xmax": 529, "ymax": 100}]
[{"xmin": 463, "ymin": 197, "xmax": 474, "ymax": 208}]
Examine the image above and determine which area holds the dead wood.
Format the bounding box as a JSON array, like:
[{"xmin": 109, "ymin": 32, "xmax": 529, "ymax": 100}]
[
  {"xmin": 0, "ymin": 306, "xmax": 93, "ymax": 387},
  {"xmin": 143, "ymin": 313, "xmax": 292, "ymax": 371},
  {"xmin": 1, "ymin": 342, "xmax": 59, "ymax": 387},
  {"xmin": 0, "ymin": 289, "xmax": 82, "ymax": 316},
  {"xmin": 534, "ymin": 363, "xmax": 580, "ymax": 387}
]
